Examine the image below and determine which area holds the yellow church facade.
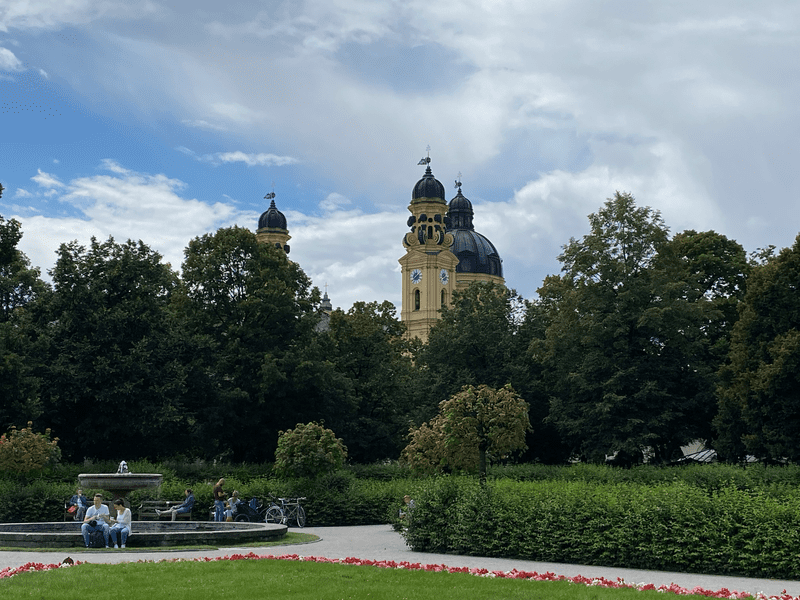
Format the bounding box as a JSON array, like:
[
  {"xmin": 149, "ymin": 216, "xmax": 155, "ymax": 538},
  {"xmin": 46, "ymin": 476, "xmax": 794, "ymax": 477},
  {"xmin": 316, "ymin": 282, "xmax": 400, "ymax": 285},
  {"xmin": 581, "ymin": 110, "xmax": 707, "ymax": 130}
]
[
  {"xmin": 398, "ymin": 159, "xmax": 504, "ymax": 342},
  {"xmin": 255, "ymin": 157, "xmax": 504, "ymax": 343}
]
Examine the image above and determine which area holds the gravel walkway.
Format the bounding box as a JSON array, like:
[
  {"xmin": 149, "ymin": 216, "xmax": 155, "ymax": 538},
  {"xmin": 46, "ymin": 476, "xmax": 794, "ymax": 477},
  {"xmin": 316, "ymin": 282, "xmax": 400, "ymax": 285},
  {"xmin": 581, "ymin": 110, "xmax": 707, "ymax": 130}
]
[{"xmin": 2, "ymin": 524, "xmax": 798, "ymax": 598}]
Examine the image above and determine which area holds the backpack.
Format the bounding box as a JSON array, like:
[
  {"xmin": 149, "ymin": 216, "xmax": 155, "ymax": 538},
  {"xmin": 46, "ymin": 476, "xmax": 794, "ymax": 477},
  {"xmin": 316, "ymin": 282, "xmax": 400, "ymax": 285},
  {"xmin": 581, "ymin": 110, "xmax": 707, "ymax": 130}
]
[{"xmin": 88, "ymin": 529, "xmax": 106, "ymax": 548}]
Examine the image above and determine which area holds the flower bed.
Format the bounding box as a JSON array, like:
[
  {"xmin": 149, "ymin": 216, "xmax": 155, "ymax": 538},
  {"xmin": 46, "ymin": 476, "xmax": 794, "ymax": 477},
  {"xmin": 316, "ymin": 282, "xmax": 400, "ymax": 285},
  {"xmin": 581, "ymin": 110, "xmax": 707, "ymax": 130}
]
[{"xmin": 1, "ymin": 553, "xmax": 797, "ymax": 600}]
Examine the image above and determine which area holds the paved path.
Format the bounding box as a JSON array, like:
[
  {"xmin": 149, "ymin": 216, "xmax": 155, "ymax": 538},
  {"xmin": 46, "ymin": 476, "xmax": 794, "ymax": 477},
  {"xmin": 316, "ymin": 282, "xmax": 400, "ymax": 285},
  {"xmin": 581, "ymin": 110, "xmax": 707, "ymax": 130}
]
[{"xmin": 2, "ymin": 525, "xmax": 799, "ymax": 598}]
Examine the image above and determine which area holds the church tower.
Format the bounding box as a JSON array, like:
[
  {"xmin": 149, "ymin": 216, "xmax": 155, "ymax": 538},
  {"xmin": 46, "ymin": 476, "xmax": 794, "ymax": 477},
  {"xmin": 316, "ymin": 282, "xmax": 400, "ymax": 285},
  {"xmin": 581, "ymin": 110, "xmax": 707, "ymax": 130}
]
[
  {"xmin": 447, "ymin": 181, "xmax": 504, "ymax": 290},
  {"xmin": 399, "ymin": 153, "xmax": 458, "ymax": 342},
  {"xmin": 256, "ymin": 192, "xmax": 291, "ymax": 254}
]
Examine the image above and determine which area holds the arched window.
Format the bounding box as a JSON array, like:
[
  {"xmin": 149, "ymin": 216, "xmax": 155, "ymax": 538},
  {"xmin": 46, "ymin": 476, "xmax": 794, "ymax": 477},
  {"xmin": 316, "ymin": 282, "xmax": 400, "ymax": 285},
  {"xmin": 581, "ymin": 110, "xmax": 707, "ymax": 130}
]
[
  {"xmin": 414, "ymin": 289, "xmax": 420, "ymax": 311},
  {"xmin": 441, "ymin": 289, "xmax": 446, "ymax": 307}
]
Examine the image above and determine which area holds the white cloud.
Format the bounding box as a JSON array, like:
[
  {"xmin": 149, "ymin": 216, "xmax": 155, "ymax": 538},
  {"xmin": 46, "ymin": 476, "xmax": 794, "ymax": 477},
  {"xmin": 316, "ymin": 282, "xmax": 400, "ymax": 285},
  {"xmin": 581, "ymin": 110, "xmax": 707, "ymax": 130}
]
[
  {"xmin": 215, "ymin": 151, "xmax": 298, "ymax": 167},
  {"xmin": 319, "ymin": 192, "xmax": 352, "ymax": 212},
  {"xmin": 0, "ymin": 47, "xmax": 22, "ymax": 71},
  {"xmin": 290, "ymin": 209, "xmax": 408, "ymax": 310},
  {"xmin": 0, "ymin": 0, "xmax": 164, "ymax": 32},
  {"xmin": 15, "ymin": 162, "xmax": 246, "ymax": 276},
  {"xmin": 13, "ymin": 188, "xmax": 32, "ymax": 198},
  {"xmin": 31, "ymin": 169, "xmax": 64, "ymax": 188},
  {"xmin": 181, "ymin": 119, "xmax": 228, "ymax": 132},
  {"xmin": 177, "ymin": 147, "xmax": 298, "ymax": 167}
]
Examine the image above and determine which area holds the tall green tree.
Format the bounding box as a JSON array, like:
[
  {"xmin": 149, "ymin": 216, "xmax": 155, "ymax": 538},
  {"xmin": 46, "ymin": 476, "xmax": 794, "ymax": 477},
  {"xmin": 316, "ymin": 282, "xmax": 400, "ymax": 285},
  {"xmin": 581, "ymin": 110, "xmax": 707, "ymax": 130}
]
[
  {"xmin": 0, "ymin": 215, "xmax": 48, "ymax": 322},
  {"xmin": 420, "ymin": 282, "xmax": 566, "ymax": 462},
  {"xmin": 714, "ymin": 235, "xmax": 800, "ymax": 462},
  {"xmin": 537, "ymin": 192, "xmax": 723, "ymax": 463},
  {"xmin": 0, "ymin": 214, "xmax": 49, "ymax": 429},
  {"xmin": 38, "ymin": 237, "xmax": 194, "ymax": 459},
  {"xmin": 324, "ymin": 300, "xmax": 414, "ymax": 462},
  {"xmin": 176, "ymin": 226, "xmax": 332, "ymax": 461},
  {"xmin": 422, "ymin": 282, "xmax": 527, "ymax": 398}
]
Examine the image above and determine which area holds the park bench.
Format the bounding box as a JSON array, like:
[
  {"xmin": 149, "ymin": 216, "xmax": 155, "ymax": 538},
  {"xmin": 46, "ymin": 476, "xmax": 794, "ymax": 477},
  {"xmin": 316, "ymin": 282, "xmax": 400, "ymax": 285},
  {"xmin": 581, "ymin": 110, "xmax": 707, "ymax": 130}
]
[
  {"xmin": 137, "ymin": 500, "xmax": 193, "ymax": 521},
  {"xmin": 64, "ymin": 498, "xmax": 113, "ymax": 521}
]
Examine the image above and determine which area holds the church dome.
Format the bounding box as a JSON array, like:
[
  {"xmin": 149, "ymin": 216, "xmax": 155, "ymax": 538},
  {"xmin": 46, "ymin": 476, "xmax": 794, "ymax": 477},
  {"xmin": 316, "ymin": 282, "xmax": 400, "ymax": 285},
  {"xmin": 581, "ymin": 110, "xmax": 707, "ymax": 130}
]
[
  {"xmin": 447, "ymin": 189, "xmax": 503, "ymax": 277},
  {"xmin": 258, "ymin": 199, "xmax": 287, "ymax": 231},
  {"xmin": 412, "ymin": 166, "xmax": 446, "ymax": 203}
]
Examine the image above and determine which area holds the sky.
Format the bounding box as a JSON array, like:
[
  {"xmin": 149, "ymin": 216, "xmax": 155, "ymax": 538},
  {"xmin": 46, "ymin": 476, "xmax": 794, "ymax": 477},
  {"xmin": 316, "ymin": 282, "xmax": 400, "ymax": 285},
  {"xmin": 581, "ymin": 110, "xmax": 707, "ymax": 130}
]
[{"xmin": 2, "ymin": 1, "xmax": 800, "ymax": 312}]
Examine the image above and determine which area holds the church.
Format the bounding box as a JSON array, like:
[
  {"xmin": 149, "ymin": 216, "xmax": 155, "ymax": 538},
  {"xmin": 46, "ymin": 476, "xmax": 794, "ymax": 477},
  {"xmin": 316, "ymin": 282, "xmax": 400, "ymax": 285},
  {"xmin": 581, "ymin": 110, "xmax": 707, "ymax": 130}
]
[{"xmin": 255, "ymin": 155, "xmax": 504, "ymax": 342}]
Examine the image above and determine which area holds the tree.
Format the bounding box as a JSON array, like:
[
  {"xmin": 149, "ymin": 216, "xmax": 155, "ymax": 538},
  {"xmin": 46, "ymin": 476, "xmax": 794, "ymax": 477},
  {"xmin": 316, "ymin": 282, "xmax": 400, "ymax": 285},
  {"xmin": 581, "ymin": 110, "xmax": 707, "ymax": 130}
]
[
  {"xmin": 176, "ymin": 226, "xmax": 329, "ymax": 461},
  {"xmin": 537, "ymin": 192, "xmax": 724, "ymax": 463},
  {"xmin": 714, "ymin": 235, "xmax": 800, "ymax": 462},
  {"xmin": 0, "ymin": 215, "xmax": 50, "ymax": 429},
  {"xmin": 274, "ymin": 422, "xmax": 347, "ymax": 478},
  {"xmin": 422, "ymin": 282, "xmax": 527, "ymax": 398},
  {"xmin": 665, "ymin": 230, "xmax": 749, "ymax": 449},
  {"xmin": 420, "ymin": 282, "xmax": 566, "ymax": 462},
  {"xmin": 38, "ymin": 237, "xmax": 195, "ymax": 459},
  {"xmin": 324, "ymin": 301, "xmax": 415, "ymax": 462},
  {"xmin": 401, "ymin": 384, "xmax": 530, "ymax": 482},
  {"xmin": 0, "ymin": 215, "xmax": 49, "ymax": 322}
]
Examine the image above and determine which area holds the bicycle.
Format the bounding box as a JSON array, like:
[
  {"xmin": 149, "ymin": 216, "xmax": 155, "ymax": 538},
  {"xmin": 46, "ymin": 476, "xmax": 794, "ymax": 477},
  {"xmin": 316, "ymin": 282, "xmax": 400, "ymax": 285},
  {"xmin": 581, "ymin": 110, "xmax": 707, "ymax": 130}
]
[{"xmin": 264, "ymin": 496, "xmax": 306, "ymax": 528}]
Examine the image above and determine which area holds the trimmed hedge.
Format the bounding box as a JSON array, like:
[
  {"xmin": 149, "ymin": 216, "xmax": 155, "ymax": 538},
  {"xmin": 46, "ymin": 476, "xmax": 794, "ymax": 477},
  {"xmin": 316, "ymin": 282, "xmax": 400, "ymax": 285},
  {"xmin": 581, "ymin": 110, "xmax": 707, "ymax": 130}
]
[
  {"xmin": 0, "ymin": 470, "xmax": 417, "ymax": 526},
  {"xmin": 403, "ymin": 477, "xmax": 800, "ymax": 579}
]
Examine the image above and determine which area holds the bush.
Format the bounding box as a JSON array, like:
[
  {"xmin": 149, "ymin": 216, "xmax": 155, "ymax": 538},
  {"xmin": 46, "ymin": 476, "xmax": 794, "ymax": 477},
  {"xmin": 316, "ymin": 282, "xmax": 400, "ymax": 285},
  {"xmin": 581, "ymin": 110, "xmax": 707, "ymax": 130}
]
[
  {"xmin": 402, "ymin": 476, "xmax": 800, "ymax": 579},
  {"xmin": 0, "ymin": 422, "xmax": 61, "ymax": 474},
  {"xmin": 274, "ymin": 422, "xmax": 347, "ymax": 479}
]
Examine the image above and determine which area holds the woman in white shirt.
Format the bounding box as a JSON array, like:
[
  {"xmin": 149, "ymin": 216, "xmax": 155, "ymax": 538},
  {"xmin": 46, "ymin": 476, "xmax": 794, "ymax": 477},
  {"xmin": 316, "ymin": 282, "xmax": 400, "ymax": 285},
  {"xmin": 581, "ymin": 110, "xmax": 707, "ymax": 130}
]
[{"xmin": 109, "ymin": 498, "xmax": 132, "ymax": 548}]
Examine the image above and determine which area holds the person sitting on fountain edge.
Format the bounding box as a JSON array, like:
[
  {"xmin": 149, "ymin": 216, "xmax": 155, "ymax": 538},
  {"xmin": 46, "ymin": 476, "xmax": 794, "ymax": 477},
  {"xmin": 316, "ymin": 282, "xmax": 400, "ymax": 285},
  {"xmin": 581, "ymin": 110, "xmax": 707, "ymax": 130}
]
[
  {"xmin": 224, "ymin": 490, "xmax": 241, "ymax": 521},
  {"xmin": 109, "ymin": 498, "xmax": 132, "ymax": 548},
  {"xmin": 82, "ymin": 494, "xmax": 111, "ymax": 548},
  {"xmin": 156, "ymin": 488, "xmax": 195, "ymax": 521}
]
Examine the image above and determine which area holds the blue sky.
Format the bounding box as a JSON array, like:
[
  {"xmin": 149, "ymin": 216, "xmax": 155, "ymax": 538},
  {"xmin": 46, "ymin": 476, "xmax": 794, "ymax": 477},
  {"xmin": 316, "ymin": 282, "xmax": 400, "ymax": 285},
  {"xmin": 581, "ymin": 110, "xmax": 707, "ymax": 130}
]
[{"xmin": 2, "ymin": 1, "xmax": 800, "ymax": 311}]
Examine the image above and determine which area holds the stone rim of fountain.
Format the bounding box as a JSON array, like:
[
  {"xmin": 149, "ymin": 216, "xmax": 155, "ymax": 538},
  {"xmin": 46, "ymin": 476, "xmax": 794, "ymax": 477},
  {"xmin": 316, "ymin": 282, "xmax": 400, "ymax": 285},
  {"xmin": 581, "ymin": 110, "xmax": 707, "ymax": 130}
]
[{"xmin": 0, "ymin": 521, "xmax": 288, "ymax": 548}]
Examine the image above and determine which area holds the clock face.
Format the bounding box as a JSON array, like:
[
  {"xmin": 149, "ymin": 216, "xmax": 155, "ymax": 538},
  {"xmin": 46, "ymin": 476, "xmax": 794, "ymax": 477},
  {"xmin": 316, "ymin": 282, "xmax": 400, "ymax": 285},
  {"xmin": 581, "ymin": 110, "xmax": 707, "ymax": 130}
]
[
  {"xmin": 439, "ymin": 269, "xmax": 449, "ymax": 284},
  {"xmin": 410, "ymin": 269, "xmax": 422, "ymax": 284}
]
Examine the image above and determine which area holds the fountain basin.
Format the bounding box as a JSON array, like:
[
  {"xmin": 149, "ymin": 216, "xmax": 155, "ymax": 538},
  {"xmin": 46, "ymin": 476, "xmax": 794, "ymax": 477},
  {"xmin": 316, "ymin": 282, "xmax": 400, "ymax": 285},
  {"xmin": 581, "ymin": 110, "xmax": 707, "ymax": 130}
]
[
  {"xmin": 78, "ymin": 473, "xmax": 163, "ymax": 499},
  {"xmin": 0, "ymin": 521, "xmax": 287, "ymax": 548}
]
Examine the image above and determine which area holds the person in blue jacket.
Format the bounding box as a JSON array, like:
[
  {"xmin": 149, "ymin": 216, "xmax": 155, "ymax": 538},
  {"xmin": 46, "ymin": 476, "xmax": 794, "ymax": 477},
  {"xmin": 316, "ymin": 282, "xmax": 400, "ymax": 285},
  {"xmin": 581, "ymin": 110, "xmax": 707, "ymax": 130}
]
[{"xmin": 156, "ymin": 488, "xmax": 195, "ymax": 521}]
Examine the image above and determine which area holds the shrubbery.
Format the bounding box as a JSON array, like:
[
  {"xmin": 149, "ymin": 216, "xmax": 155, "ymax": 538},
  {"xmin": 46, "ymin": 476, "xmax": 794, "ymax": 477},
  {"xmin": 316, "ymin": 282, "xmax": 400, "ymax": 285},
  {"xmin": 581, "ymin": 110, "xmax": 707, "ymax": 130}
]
[
  {"xmin": 0, "ymin": 423, "xmax": 60, "ymax": 474},
  {"xmin": 403, "ymin": 476, "xmax": 800, "ymax": 579},
  {"xmin": 0, "ymin": 464, "xmax": 413, "ymax": 526},
  {"xmin": 274, "ymin": 422, "xmax": 348, "ymax": 479}
]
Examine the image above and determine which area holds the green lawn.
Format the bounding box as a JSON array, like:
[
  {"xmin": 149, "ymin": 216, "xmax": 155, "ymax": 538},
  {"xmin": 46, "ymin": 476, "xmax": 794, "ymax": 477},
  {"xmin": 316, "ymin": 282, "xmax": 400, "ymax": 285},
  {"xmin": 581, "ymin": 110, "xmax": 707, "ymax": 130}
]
[{"xmin": 0, "ymin": 558, "xmax": 750, "ymax": 600}]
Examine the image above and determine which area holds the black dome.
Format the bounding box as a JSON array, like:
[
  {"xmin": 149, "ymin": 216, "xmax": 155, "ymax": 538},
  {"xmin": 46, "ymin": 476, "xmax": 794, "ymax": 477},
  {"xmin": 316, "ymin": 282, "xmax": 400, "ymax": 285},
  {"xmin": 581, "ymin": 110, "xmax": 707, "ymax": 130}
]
[
  {"xmin": 258, "ymin": 199, "xmax": 287, "ymax": 231},
  {"xmin": 412, "ymin": 166, "xmax": 446, "ymax": 202},
  {"xmin": 447, "ymin": 189, "xmax": 503, "ymax": 277}
]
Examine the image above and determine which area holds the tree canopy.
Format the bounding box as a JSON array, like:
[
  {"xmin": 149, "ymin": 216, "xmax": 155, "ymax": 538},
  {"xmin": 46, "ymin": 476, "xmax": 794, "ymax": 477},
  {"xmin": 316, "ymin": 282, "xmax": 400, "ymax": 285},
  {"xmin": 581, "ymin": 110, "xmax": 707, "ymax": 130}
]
[
  {"xmin": 401, "ymin": 384, "xmax": 530, "ymax": 481},
  {"xmin": 715, "ymin": 235, "xmax": 800, "ymax": 462},
  {"xmin": 537, "ymin": 192, "xmax": 731, "ymax": 464}
]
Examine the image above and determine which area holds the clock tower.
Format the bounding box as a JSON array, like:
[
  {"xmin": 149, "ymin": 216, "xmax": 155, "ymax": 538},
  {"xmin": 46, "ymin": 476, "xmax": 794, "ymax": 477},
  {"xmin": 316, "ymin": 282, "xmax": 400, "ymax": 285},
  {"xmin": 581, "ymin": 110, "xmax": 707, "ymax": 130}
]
[{"xmin": 399, "ymin": 153, "xmax": 458, "ymax": 342}]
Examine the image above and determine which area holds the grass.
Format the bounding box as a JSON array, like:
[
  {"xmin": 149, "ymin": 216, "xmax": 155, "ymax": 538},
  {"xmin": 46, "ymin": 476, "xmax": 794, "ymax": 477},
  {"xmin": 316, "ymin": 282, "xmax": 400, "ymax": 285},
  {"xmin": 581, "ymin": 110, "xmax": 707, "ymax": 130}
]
[
  {"xmin": 0, "ymin": 531, "xmax": 318, "ymax": 552},
  {"xmin": 0, "ymin": 558, "xmax": 732, "ymax": 600}
]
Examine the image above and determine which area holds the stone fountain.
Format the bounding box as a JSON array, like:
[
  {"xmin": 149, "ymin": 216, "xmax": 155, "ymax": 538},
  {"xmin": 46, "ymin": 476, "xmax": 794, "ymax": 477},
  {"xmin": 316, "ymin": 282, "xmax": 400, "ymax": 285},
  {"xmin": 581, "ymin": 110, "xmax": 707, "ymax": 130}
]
[
  {"xmin": 0, "ymin": 461, "xmax": 289, "ymax": 548},
  {"xmin": 78, "ymin": 461, "xmax": 163, "ymax": 506}
]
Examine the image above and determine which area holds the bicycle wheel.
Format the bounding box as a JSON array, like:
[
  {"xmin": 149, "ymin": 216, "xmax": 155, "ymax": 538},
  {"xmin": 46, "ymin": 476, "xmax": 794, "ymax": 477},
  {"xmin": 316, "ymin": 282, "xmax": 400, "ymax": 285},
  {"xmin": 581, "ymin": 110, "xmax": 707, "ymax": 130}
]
[
  {"xmin": 265, "ymin": 505, "xmax": 285, "ymax": 524},
  {"xmin": 295, "ymin": 505, "xmax": 306, "ymax": 528}
]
